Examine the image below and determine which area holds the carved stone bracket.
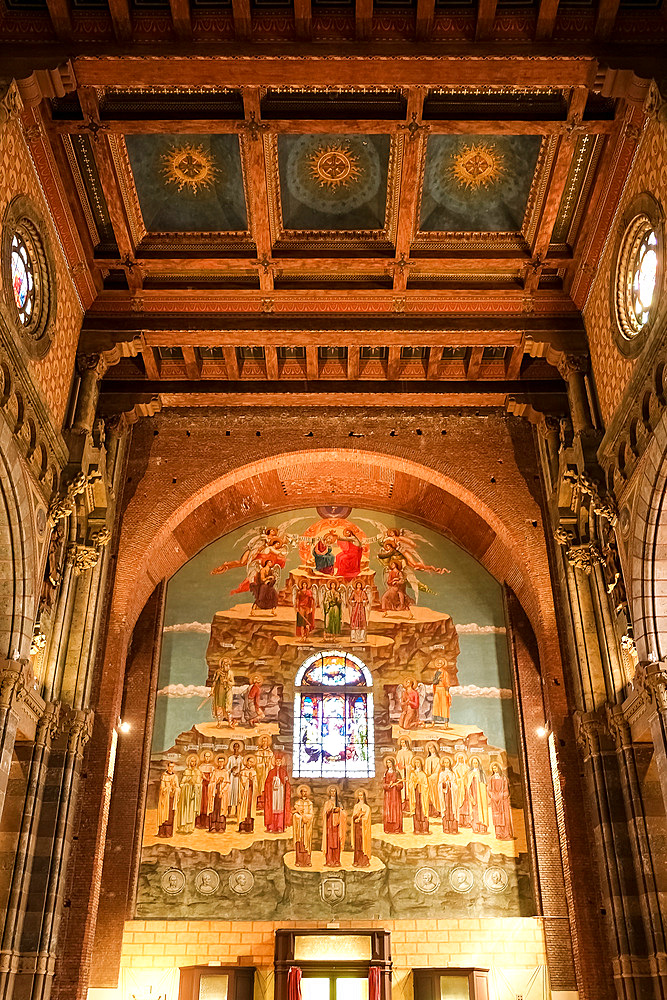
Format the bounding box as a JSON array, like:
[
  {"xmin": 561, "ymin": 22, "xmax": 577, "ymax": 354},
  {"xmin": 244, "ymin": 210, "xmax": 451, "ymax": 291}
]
[
  {"xmin": 0, "ymin": 658, "xmax": 36, "ymax": 713},
  {"xmin": 47, "ymin": 470, "xmax": 102, "ymax": 526},
  {"xmin": 35, "ymin": 701, "xmax": 61, "ymax": 748},
  {"xmin": 66, "ymin": 524, "xmax": 112, "ymax": 575},
  {"xmin": 635, "ymin": 661, "xmax": 667, "ymax": 714},
  {"xmin": 562, "ymin": 469, "xmax": 618, "ymax": 525},
  {"xmin": 606, "ymin": 704, "xmax": 633, "ymax": 750},
  {"xmin": 0, "ymin": 82, "xmax": 23, "ymax": 130},
  {"xmin": 554, "ymin": 529, "xmax": 604, "ymax": 572},
  {"xmin": 62, "ymin": 708, "xmax": 94, "ymax": 759},
  {"xmin": 574, "ymin": 711, "xmax": 608, "ymax": 759}
]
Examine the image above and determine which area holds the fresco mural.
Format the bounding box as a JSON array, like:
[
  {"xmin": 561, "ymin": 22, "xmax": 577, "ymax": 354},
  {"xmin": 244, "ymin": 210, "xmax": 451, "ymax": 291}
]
[{"xmin": 139, "ymin": 507, "xmax": 534, "ymax": 919}]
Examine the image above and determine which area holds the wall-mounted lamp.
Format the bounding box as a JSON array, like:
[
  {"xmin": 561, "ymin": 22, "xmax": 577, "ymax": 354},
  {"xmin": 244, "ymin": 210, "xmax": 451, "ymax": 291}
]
[
  {"xmin": 118, "ymin": 719, "xmax": 131, "ymax": 734},
  {"xmin": 535, "ymin": 725, "xmax": 549, "ymax": 739}
]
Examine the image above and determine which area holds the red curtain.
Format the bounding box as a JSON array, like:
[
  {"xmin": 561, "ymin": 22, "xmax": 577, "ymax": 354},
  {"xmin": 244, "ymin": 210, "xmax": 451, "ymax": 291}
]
[
  {"xmin": 288, "ymin": 966, "xmax": 302, "ymax": 1000},
  {"xmin": 369, "ymin": 966, "xmax": 381, "ymax": 1000}
]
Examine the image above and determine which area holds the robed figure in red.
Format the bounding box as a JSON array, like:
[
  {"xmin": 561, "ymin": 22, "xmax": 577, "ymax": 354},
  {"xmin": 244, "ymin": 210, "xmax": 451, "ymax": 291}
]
[
  {"xmin": 488, "ymin": 762, "xmax": 514, "ymax": 839},
  {"xmin": 382, "ymin": 758, "xmax": 403, "ymax": 833},
  {"xmin": 335, "ymin": 529, "xmax": 363, "ymax": 579},
  {"xmin": 322, "ymin": 786, "xmax": 347, "ymax": 867},
  {"xmin": 263, "ymin": 754, "xmax": 291, "ymax": 833}
]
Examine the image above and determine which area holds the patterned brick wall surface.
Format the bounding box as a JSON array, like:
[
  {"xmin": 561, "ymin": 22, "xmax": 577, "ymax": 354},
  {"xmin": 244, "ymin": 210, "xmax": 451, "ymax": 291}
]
[
  {"xmin": 117, "ymin": 917, "xmax": 548, "ymax": 972},
  {"xmin": 0, "ymin": 118, "xmax": 82, "ymax": 429},
  {"xmin": 584, "ymin": 115, "xmax": 667, "ymax": 426}
]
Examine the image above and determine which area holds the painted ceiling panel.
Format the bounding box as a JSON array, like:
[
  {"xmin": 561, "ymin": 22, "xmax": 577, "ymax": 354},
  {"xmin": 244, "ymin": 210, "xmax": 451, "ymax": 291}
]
[
  {"xmin": 419, "ymin": 134, "xmax": 542, "ymax": 233},
  {"xmin": 277, "ymin": 134, "xmax": 391, "ymax": 231},
  {"xmin": 124, "ymin": 133, "xmax": 248, "ymax": 233}
]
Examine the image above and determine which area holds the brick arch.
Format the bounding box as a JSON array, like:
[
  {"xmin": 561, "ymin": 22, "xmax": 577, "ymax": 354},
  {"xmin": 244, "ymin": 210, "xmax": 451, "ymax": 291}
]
[
  {"xmin": 629, "ymin": 410, "xmax": 667, "ymax": 662},
  {"xmin": 0, "ymin": 420, "xmax": 37, "ymax": 660},
  {"xmin": 111, "ymin": 446, "xmax": 555, "ymax": 653}
]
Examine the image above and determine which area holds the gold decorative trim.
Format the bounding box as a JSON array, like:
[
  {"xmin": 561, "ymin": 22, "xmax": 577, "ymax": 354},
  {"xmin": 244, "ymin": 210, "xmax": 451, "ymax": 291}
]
[
  {"xmin": 62, "ymin": 136, "xmax": 100, "ymax": 247},
  {"xmin": 109, "ymin": 133, "xmax": 146, "ymax": 245},
  {"xmin": 523, "ymin": 135, "xmax": 557, "ymax": 244}
]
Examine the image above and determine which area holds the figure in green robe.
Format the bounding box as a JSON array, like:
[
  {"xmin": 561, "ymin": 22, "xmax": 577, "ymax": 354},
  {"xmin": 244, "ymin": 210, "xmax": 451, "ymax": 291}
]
[{"xmin": 322, "ymin": 581, "xmax": 343, "ymax": 638}]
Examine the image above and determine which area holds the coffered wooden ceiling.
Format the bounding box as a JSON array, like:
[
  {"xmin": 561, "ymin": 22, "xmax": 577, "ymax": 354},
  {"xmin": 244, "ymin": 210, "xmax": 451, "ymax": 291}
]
[{"xmin": 6, "ymin": 48, "xmax": 660, "ymax": 408}]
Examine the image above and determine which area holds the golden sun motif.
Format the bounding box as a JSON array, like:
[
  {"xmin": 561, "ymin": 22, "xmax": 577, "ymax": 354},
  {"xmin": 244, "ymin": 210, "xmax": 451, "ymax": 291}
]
[
  {"xmin": 451, "ymin": 142, "xmax": 504, "ymax": 190},
  {"xmin": 308, "ymin": 144, "xmax": 362, "ymax": 189},
  {"xmin": 162, "ymin": 143, "xmax": 217, "ymax": 195}
]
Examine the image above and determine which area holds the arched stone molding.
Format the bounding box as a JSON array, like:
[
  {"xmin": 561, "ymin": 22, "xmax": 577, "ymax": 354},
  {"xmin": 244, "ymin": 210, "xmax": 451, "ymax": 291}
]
[
  {"xmin": 0, "ymin": 412, "xmax": 38, "ymax": 662},
  {"xmin": 628, "ymin": 407, "xmax": 667, "ymax": 662}
]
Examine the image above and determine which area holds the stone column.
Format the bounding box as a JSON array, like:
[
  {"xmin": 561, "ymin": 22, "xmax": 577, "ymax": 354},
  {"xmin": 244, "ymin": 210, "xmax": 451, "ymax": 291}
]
[
  {"xmin": 0, "ymin": 702, "xmax": 60, "ymax": 1000},
  {"xmin": 637, "ymin": 663, "xmax": 667, "ymax": 816},
  {"xmin": 607, "ymin": 705, "xmax": 667, "ymax": 996},
  {"xmin": 557, "ymin": 354, "xmax": 593, "ymax": 435},
  {"xmin": 0, "ymin": 659, "xmax": 31, "ymax": 818},
  {"xmin": 71, "ymin": 355, "xmax": 108, "ymax": 436}
]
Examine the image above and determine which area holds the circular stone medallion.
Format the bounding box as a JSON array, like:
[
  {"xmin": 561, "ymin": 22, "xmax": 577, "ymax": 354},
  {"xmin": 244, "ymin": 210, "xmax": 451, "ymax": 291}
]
[
  {"xmin": 161, "ymin": 868, "xmax": 185, "ymax": 895},
  {"xmin": 229, "ymin": 868, "xmax": 255, "ymax": 895},
  {"xmin": 414, "ymin": 867, "xmax": 440, "ymax": 894},
  {"xmin": 195, "ymin": 868, "xmax": 220, "ymax": 895},
  {"xmin": 483, "ymin": 867, "xmax": 509, "ymax": 893},
  {"xmin": 449, "ymin": 867, "xmax": 474, "ymax": 893}
]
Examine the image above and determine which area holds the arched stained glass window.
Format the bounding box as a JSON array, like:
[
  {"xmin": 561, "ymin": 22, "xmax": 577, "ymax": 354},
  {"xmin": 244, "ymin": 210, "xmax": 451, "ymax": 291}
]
[{"xmin": 293, "ymin": 650, "xmax": 374, "ymax": 779}]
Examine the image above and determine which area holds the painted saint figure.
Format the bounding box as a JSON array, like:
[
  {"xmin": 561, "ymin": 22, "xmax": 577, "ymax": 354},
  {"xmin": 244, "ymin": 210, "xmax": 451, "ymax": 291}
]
[
  {"xmin": 209, "ymin": 754, "xmax": 230, "ymax": 832},
  {"xmin": 432, "ymin": 659, "xmax": 452, "ymax": 727},
  {"xmin": 453, "ymin": 752, "xmax": 472, "ymax": 828},
  {"xmin": 250, "ymin": 557, "xmax": 278, "ymax": 616},
  {"xmin": 409, "ymin": 758, "xmax": 430, "ymax": 834},
  {"xmin": 438, "ymin": 755, "xmax": 458, "ymax": 834},
  {"xmin": 382, "ymin": 757, "xmax": 403, "ymax": 833},
  {"xmin": 381, "ymin": 559, "xmax": 413, "ymax": 617},
  {"xmin": 395, "ymin": 738, "xmax": 413, "ymax": 813},
  {"xmin": 348, "ymin": 580, "xmax": 370, "ymax": 642},
  {"xmin": 322, "ymin": 580, "xmax": 343, "ymax": 638},
  {"xmin": 238, "ymin": 755, "xmax": 257, "ymax": 833},
  {"xmin": 264, "ymin": 752, "xmax": 291, "ymax": 833},
  {"xmin": 467, "ymin": 757, "xmax": 489, "ymax": 834},
  {"xmin": 156, "ymin": 762, "xmax": 180, "ymax": 838},
  {"xmin": 335, "ymin": 529, "xmax": 363, "ymax": 579},
  {"xmin": 176, "ymin": 754, "xmax": 202, "ymax": 835},
  {"xmin": 254, "ymin": 735, "xmax": 275, "ymax": 811},
  {"xmin": 322, "ymin": 786, "xmax": 346, "ymax": 867},
  {"xmin": 195, "ymin": 750, "xmax": 216, "ymax": 830},
  {"xmin": 424, "ymin": 743, "xmax": 441, "ymax": 816},
  {"xmin": 292, "ymin": 785, "xmax": 314, "ymax": 867},
  {"xmin": 243, "ymin": 674, "xmax": 265, "ymax": 727},
  {"xmin": 399, "ymin": 680, "xmax": 420, "ymax": 731},
  {"xmin": 210, "ymin": 658, "xmax": 235, "ymax": 728},
  {"xmin": 488, "ymin": 762, "xmax": 514, "ymax": 840},
  {"xmin": 294, "ymin": 580, "xmax": 316, "ymax": 639},
  {"xmin": 227, "ymin": 742, "xmax": 244, "ymax": 816},
  {"xmin": 352, "ymin": 789, "xmax": 372, "ymax": 868},
  {"xmin": 313, "ymin": 534, "xmax": 335, "ymax": 575}
]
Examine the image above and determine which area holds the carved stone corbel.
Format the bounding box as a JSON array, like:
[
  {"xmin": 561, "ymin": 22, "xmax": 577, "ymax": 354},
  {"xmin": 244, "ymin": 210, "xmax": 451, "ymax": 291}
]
[
  {"xmin": 575, "ymin": 711, "xmax": 608, "ymax": 759},
  {"xmin": 0, "ymin": 82, "xmax": 23, "ymax": 130},
  {"xmin": 636, "ymin": 661, "xmax": 667, "ymax": 714},
  {"xmin": 66, "ymin": 524, "xmax": 112, "ymax": 575},
  {"xmin": 606, "ymin": 704, "xmax": 633, "ymax": 750},
  {"xmin": 63, "ymin": 708, "xmax": 94, "ymax": 759},
  {"xmin": 35, "ymin": 702, "xmax": 61, "ymax": 748},
  {"xmin": 47, "ymin": 471, "xmax": 96, "ymax": 526},
  {"xmin": 0, "ymin": 659, "xmax": 35, "ymax": 712}
]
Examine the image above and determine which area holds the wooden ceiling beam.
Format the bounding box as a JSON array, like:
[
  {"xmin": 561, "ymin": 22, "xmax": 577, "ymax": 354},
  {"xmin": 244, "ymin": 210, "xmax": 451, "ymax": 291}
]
[
  {"xmin": 355, "ymin": 0, "xmax": 373, "ymax": 40},
  {"xmin": 232, "ymin": 0, "xmax": 252, "ymax": 38},
  {"xmin": 466, "ymin": 346, "xmax": 484, "ymax": 379},
  {"xmin": 306, "ymin": 346, "xmax": 319, "ymax": 379},
  {"xmin": 242, "ymin": 89, "xmax": 273, "ymax": 285},
  {"xmin": 347, "ymin": 347, "xmax": 360, "ymax": 380},
  {"xmin": 535, "ymin": 0, "xmax": 560, "ymax": 40},
  {"xmin": 182, "ymin": 345, "xmax": 202, "ymax": 378},
  {"xmin": 168, "ymin": 0, "xmax": 192, "ymax": 38},
  {"xmin": 387, "ymin": 347, "xmax": 401, "ymax": 380},
  {"xmin": 49, "ymin": 118, "xmax": 615, "ymax": 136},
  {"xmin": 265, "ymin": 346, "xmax": 279, "ymax": 380},
  {"xmin": 415, "ymin": 0, "xmax": 435, "ymax": 39},
  {"xmin": 595, "ymin": 0, "xmax": 621, "ymax": 40},
  {"xmin": 223, "ymin": 346, "xmax": 240, "ymax": 380},
  {"xmin": 45, "ymin": 0, "xmax": 72, "ymax": 39},
  {"xmin": 531, "ymin": 88, "xmax": 589, "ymax": 259},
  {"xmin": 476, "ymin": 0, "xmax": 498, "ymax": 41},
  {"xmin": 142, "ymin": 346, "xmax": 161, "ymax": 380},
  {"xmin": 92, "ymin": 253, "xmax": 571, "ymax": 272},
  {"xmin": 107, "ymin": 0, "xmax": 132, "ymax": 43},
  {"xmin": 294, "ymin": 0, "xmax": 312, "ymax": 38},
  {"xmin": 395, "ymin": 89, "xmax": 426, "ymax": 265},
  {"xmin": 73, "ymin": 55, "xmax": 599, "ymax": 90}
]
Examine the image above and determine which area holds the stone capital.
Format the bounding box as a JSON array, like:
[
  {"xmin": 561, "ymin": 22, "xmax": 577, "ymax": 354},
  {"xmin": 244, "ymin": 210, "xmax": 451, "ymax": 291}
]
[
  {"xmin": 35, "ymin": 701, "xmax": 61, "ymax": 748},
  {"xmin": 606, "ymin": 704, "xmax": 632, "ymax": 750},
  {"xmin": 76, "ymin": 352, "xmax": 109, "ymax": 381},
  {"xmin": 575, "ymin": 711, "xmax": 607, "ymax": 758},
  {"xmin": 556, "ymin": 353, "xmax": 589, "ymax": 380},
  {"xmin": 636, "ymin": 661, "xmax": 667, "ymax": 714},
  {"xmin": 66, "ymin": 543, "xmax": 100, "ymax": 575},
  {"xmin": 62, "ymin": 708, "xmax": 94, "ymax": 759},
  {"xmin": 0, "ymin": 658, "xmax": 33, "ymax": 712}
]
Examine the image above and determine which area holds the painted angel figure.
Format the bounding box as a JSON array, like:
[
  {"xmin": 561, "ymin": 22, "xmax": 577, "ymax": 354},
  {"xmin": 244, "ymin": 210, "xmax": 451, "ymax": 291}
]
[
  {"xmin": 359, "ymin": 520, "xmax": 451, "ymax": 605},
  {"xmin": 344, "ymin": 579, "xmax": 372, "ymax": 642},
  {"xmin": 209, "ymin": 519, "xmax": 305, "ymax": 596},
  {"xmin": 314, "ymin": 580, "xmax": 346, "ymax": 639}
]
